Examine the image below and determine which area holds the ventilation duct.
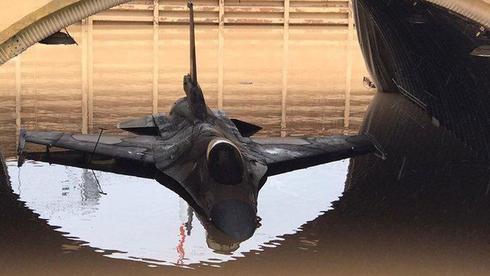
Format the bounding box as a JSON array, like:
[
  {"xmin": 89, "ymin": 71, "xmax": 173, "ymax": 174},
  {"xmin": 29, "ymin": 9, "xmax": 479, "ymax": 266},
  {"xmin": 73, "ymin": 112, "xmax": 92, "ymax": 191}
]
[{"xmin": 0, "ymin": 0, "xmax": 131, "ymax": 64}]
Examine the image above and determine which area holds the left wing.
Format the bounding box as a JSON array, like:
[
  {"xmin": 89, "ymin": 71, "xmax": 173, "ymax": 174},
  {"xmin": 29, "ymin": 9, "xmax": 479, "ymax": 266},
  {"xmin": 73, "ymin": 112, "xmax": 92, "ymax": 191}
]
[
  {"xmin": 253, "ymin": 135, "xmax": 376, "ymax": 176},
  {"xmin": 19, "ymin": 130, "xmax": 158, "ymax": 165}
]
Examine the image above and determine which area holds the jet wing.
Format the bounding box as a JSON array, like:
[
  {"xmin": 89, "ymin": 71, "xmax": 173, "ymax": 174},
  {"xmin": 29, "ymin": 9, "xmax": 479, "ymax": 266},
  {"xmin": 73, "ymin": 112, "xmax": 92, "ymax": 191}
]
[
  {"xmin": 19, "ymin": 130, "xmax": 157, "ymax": 164},
  {"xmin": 253, "ymin": 135, "xmax": 376, "ymax": 176}
]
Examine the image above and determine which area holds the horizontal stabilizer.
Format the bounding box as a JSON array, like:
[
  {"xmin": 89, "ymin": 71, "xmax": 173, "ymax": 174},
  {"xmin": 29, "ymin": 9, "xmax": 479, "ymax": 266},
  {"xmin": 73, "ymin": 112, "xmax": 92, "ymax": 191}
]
[
  {"xmin": 117, "ymin": 114, "xmax": 160, "ymax": 136},
  {"xmin": 231, "ymin": 119, "xmax": 262, "ymax": 137}
]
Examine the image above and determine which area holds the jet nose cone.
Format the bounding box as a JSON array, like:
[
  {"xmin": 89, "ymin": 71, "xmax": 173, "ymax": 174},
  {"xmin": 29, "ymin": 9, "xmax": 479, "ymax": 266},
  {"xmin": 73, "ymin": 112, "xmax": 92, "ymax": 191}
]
[{"xmin": 210, "ymin": 200, "xmax": 257, "ymax": 241}]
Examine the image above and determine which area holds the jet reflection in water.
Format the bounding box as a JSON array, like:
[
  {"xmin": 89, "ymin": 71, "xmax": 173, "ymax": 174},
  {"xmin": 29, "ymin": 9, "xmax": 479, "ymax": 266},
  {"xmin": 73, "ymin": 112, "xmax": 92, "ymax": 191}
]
[{"xmin": 7, "ymin": 160, "xmax": 347, "ymax": 266}]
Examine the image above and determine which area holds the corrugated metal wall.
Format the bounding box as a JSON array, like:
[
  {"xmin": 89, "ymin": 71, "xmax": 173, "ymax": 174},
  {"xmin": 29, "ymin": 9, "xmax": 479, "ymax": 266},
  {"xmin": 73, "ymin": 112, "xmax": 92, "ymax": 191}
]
[
  {"xmin": 20, "ymin": 24, "xmax": 83, "ymax": 133},
  {"xmin": 223, "ymin": 25, "xmax": 283, "ymax": 136},
  {"xmin": 0, "ymin": 0, "xmax": 375, "ymax": 154},
  {"xmin": 0, "ymin": 59, "xmax": 16, "ymax": 154},
  {"xmin": 92, "ymin": 22, "xmax": 154, "ymax": 130}
]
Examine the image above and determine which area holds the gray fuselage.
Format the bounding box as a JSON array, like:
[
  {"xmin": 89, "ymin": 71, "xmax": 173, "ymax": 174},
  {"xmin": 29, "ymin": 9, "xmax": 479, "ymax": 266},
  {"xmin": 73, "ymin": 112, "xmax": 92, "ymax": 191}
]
[{"xmin": 153, "ymin": 97, "xmax": 267, "ymax": 241}]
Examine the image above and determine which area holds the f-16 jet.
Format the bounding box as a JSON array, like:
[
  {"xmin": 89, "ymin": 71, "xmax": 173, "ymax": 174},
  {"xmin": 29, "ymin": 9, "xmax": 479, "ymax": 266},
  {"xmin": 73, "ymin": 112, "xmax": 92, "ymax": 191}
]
[{"xmin": 17, "ymin": 0, "xmax": 377, "ymax": 243}]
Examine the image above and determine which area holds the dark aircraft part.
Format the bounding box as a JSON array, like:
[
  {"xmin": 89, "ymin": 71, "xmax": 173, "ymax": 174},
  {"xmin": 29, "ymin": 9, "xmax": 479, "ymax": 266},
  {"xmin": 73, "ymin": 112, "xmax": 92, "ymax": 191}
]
[
  {"xmin": 39, "ymin": 31, "xmax": 77, "ymax": 45},
  {"xmin": 255, "ymin": 135, "xmax": 377, "ymax": 176},
  {"xmin": 181, "ymin": 0, "xmax": 208, "ymax": 121},
  {"xmin": 188, "ymin": 0, "xmax": 198, "ymax": 85},
  {"xmin": 118, "ymin": 114, "xmax": 159, "ymax": 136},
  {"xmin": 120, "ymin": 127, "xmax": 159, "ymax": 136},
  {"xmin": 20, "ymin": 130, "xmax": 157, "ymax": 164},
  {"xmin": 230, "ymin": 119, "xmax": 262, "ymax": 137},
  {"xmin": 206, "ymin": 139, "xmax": 244, "ymax": 185},
  {"xmin": 470, "ymin": 45, "xmax": 490, "ymax": 58},
  {"xmin": 183, "ymin": 74, "xmax": 207, "ymax": 121},
  {"xmin": 210, "ymin": 199, "xmax": 256, "ymax": 241}
]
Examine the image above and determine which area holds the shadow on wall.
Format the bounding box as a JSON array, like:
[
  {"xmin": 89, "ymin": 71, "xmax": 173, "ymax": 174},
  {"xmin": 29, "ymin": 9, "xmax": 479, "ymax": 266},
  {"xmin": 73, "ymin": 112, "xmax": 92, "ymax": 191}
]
[{"xmin": 354, "ymin": 0, "xmax": 490, "ymax": 160}]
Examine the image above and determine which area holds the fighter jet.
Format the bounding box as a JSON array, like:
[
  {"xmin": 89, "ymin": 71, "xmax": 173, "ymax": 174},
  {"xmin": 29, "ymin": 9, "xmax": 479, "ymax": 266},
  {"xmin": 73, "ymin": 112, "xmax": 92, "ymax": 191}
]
[{"xmin": 17, "ymin": 0, "xmax": 377, "ymax": 242}]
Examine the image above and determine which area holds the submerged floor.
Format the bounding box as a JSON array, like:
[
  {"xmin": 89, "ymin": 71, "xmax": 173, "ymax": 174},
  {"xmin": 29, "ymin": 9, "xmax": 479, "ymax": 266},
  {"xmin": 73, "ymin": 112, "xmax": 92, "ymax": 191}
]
[{"xmin": 0, "ymin": 92, "xmax": 489, "ymax": 275}]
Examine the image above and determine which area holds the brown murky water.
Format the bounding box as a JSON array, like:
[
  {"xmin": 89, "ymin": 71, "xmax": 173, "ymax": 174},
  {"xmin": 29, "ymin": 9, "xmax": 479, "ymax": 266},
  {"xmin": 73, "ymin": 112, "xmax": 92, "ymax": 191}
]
[{"xmin": 1, "ymin": 92, "xmax": 489, "ymax": 275}]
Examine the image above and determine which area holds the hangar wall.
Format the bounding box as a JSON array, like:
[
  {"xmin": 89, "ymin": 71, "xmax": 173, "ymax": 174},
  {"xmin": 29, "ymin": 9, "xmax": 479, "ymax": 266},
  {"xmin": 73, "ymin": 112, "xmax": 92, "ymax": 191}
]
[{"xmin": 0, "ymin": 0, "xmax": 374, "ymax": 154}]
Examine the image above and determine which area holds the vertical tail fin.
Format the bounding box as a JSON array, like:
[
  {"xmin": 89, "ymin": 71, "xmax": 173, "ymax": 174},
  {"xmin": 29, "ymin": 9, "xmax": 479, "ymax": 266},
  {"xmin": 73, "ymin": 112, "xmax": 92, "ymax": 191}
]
[
  {"xmin": 188, "ymin": 0, "xmax": 197, "ymax": 85},
  {"xmin": 183, "ymin": 0, "xmax": 207, "ymax": 120}
]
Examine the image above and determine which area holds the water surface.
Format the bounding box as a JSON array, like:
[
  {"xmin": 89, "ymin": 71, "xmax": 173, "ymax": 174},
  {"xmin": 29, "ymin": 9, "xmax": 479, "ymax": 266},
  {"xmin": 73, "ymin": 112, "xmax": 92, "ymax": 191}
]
[
  {"xmin": 7, "ymin": 159, "xmax": 347, "ymax": 267},
  {"xmin": 1, "ymin": 92, "xmax": 489, "ymax": 276}
]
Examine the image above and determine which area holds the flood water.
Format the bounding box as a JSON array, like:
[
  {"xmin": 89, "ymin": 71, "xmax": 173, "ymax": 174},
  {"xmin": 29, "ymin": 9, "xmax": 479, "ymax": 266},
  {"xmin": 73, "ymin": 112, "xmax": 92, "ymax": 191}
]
[
  {"xmin": 6, "ymin": 159, "xmax": 347, "ymax": 267},
  {"xmin": 1, "ymin": 92, "xmax": 489, "ymax": 275}
]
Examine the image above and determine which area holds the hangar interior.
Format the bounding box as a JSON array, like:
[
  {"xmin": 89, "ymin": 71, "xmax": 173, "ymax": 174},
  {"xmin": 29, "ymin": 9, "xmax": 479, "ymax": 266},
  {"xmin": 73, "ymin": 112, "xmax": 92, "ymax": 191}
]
[{"xmin": 0, "ymin": 0, "xmax": 375, "ymax": 156}]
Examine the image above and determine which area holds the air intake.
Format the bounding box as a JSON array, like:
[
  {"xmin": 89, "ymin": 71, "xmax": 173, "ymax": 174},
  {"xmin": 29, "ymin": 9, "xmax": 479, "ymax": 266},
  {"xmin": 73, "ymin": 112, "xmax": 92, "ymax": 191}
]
[{"xmin": 206, "ymin": 139, "xmax": 244, "ymax": 185}]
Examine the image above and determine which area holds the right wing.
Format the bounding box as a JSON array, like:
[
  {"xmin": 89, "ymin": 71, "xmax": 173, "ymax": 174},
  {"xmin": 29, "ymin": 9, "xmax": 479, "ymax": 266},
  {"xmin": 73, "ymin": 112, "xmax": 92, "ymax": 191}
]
[{"xmin": 254, "ymin": 135, "xmax": 377, "ymax": 176}]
